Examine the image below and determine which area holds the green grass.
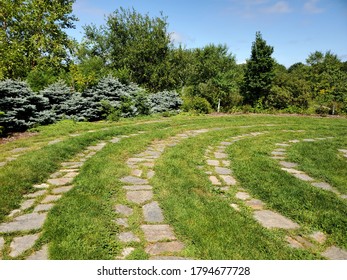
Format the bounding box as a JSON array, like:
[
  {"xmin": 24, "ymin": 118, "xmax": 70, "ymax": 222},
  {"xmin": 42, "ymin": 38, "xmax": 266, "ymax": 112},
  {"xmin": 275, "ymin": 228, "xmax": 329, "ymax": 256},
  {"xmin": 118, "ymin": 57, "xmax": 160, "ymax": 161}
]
[{"xmin": 0, "ymin": 115, "xmax": 346, "ymax": 259}]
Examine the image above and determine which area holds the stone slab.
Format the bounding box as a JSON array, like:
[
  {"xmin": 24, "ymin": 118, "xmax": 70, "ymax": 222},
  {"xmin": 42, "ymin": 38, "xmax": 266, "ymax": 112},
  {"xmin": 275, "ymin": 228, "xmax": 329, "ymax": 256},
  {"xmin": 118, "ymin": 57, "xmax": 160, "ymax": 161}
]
[
  {"xmin": 145, "ymin": 241, "xmax": 185, "ymax": 255},
  {"xmin": 311, "ymin": 182, "xmax": 333, "ymax": 191},
  {"xmin": 141, "ymin": 225, "xmax": 176, "ymax": 242},
  {"xmin": 47, "ymin": 177, "xmax": 73, "ymax": 186},
  {"xmin": 10, "ymin": 234, "xmax": 40, "ymax": 257},
  {"xmin": 254, "ymin": 210, "xmax": 300, "ymax": 229},
  {"xmin": 126, "ymin": 191, "xmax": 153, "ymax": 204},
  {"xmin": 220, "ymin": 142, "xmax": 232, "ymax": 146},
  {"xmin": 150, "ymin": 256, "xmax": 191, "ymax": 260},
  {"xmin": 147, "ymin": 170, "xmax": 155, "ymax": 179},
  {"xmin": 215, "ymin": 167, "xmax": 232, "ymax": 175},
  {"xmin": 123, "ymin": 185, "xmax": 153, "ymax": 191},
  {"xmin": 63, "ymin": 172, "xmax": 79, "ymax": 178},
  {"xmin": 0, "ymin": 213, "xmax": 47, "ymax": 233},
  {"xmin": 209, "ymin": 176, "xmax": 221, "ymax": 185},
  {"xmin": 24, "ymin": 190, "xmax": 47, "ymax": 198},
  {"xmin": 116, "ymin": 247, "xmax": 135, "ymax": 260},
  {"xmin": 51, "ymin": 186, "xmax": 73, "ymax": 194},
  {"xmin": 222, "ymin": 160, "xmax": 231, "ymax": 167},
  {"xmin": 245, "ymin": 199, "xmax": 264, "ymax": 210},
  {"xmin": 279, "ymin": 161, "xmax": 298, "ymax": 168},
  {"xmin": 41, "ymin": 195, "xmax": 61, "ymax": 204},
  {"xmin": 271, "ymin": 151, "xmax": 286, "ymax": 156},
  {"xmin": 309, "ymin": 231, "xmax": 326, "ymax": 244},
  {"xmin": 0, "ymin": 237, "xmax": 4, "ymax": 250},
  {"xmin": 293, "ymin": 173, "xmax": 315, "ymax": 181},
  {"xmin": 33, "ymin": 204, "xmax": 54, "ymax": 213},
  {"xmin": 214, "ymin": 152, "xmax": 228, "ymax": 159},
  {"xmin": 275, "ymin": 143, "xmax": 290, "ymax": 147},
  {"xmin": 207, "ymin": 160, "xmax": 219, "ymax": 166},
  {"xmin": 235, "ymin": 192, "xmax": 251, "ymax": 200},
  {"xmin": 281, "ymin": 168, "xmax": 303, "ymax": 174},
  {"xmin": 286, "ymin": 236, "xmax": 304, "ymax": 249},
  {"xmin": 230, "ymin": 203, "xmax": 240, "ymax": 212},
  {"xmin": 131, "ymin": 169, "xmax": 143, "ymax": 177},
  {"xmin": 115, "ymin": 218, "xmax": 129, "ymax": 228},
  {"xmin": 33, "ymin": 183, "xmax": 49, "ymax": 189},
  {"xmin": 118, "ymin": 232, "xmax": 140, "ymax": 243},
  {"xmin": 61, "ymin": 162, "xmax": 83, "ymax": 168},
  {"xmin": 322, "ymin": 246, "xmax": 347, "ymax": 260},
  {"xmin": 20, "ymin": 199, "xmax": 35, "ymax": 210},
  {"xmin": 143, "ymin": 202, "xmax": 164, "ymax": 223},
  {"xmin": 120, "ymin": 176, "xmax": 149, "ymax": 185},
  {"xmin": 115, "ymin": 205, "xmax": 133, "ymax": 217},
  {"xmin": 220, "ymin": 175, "xmax": 237, "ymax": 186},
  {"xmin": 27, "ymin": 244, "xmax": 48, "ymax": 260}
]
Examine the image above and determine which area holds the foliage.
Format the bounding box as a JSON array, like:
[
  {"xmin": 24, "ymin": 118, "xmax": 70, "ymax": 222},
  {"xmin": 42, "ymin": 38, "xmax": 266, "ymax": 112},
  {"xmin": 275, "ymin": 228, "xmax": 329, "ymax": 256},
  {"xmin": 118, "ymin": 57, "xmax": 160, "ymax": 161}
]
[
  {"xmin": 149, "ymin": 91, "xmax": 183, "ymax": 114},
  {"xmin": 182, "ymin": 96, "xmax": 212, "ymax": 114},
  {"xmin": 242, "ymin": 32, "xmax": 275, "ymax": 106},
  {"xmin": 0, "ymin": 79, "xmax": 53, "ymax": 132},
  {"xmin": 0, "ymin": 0, "xmax": 77, "ymax": 79}
]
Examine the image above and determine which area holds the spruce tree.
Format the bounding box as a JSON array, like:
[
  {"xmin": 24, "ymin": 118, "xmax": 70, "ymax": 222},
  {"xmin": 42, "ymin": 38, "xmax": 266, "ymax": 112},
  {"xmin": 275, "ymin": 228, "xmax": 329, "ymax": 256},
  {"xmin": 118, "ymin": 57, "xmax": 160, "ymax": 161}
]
[{"xmin": 242, "ymin": 32, "xmax": 275, "ymax": 106}]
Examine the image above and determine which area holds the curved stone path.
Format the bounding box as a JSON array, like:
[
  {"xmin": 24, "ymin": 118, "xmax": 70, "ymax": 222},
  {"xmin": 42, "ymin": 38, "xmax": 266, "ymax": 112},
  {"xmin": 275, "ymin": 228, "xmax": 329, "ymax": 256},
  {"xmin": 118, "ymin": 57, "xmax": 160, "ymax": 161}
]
[
  {"xmin": 204, "ymin": 133, "xmax": 347, "ymax": 260},
  {"xmin": 0, "ymin": 132, "xmax": 143, "ymax": 260},
  {"xmin": 116, "ymin": 129, "xmax": 211, "ymax": 260},
  {"xmin": 271, "ymin": 137, "xmax": 347, "ymax": 200}
]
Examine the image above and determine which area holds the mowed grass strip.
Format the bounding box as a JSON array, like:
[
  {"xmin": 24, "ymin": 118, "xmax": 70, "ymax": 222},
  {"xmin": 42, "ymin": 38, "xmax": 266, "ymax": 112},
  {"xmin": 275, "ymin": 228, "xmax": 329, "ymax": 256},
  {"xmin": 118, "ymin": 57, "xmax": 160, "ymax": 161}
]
[
  {"xmin": 229, "ymin": 130, "xmax": 347, "ymax": 250},
  {"xmin": 42, "ymin": 125, "xmax": 204, "ymax": 260},
  {"xmin": 153, "ymin": 128, "xmax": 317, "ymax": 259},
  {"xmin": 287, "ymin": 138, "xmax": 347, "ymax": 194}
]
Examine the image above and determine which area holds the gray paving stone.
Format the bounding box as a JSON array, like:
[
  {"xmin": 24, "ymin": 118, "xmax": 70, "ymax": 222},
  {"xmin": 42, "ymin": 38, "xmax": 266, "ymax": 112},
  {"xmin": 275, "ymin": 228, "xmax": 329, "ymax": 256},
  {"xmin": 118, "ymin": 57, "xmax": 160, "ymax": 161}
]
[
  {"xmin": 33, "ymin": 183, "xmax": 49, "ymax": 189},
  {"xmin": 230, "ymin": 203, "xmax": 240, "ymax": 211},
  {"xmin": 116, "ymin": 247, "xmax": 135, "ymax": 259},
  {"xmin": 48, "ymin": 139, "xmax": 62, "ymax": 145},
  {"xmin": 24, "ymin": 190, "xmax": 47, "ymax": 199},
  {"xmin": 338, "ymin": 149, "xmax": 347, "ymax": 153},
  {"xmin": 274, "ymin": 148, "xmax": 286, "ymax": 152},
  {"xmin": 143, "ymin": 202, "xmax": 164, "ymax": 223},
  {"xmin": 322, "ymin": 246, "xmax": 347, "ymax": 260},
  {"xmin": 275, "ymin": 143, "xmax": 290, "ymax": 147},
  {"xmin": 115, "ymin": 204, "xmax": 133, "ymax": 217},
  {"xmin": 51, "ymin": 185, "xmax": 73, "ymax": 194},
  {"xmin": 120, "ymin": 176, "xmax": 149, "ymax": 185},
  {"xmin": 123, "ymin": 185, "xmax": 153, "ymax": 191},
  {"xmin": 115, "ymin": 218, "xmax": 129, "ymax": 228},
  {"xmin": 311, "ymin": 182, "xmax": 334, "ymax": 191},
  {"xmin": 0, "ymin": 162, "xmax": 6, "ymax": 167},
  {"xmin": 341, "ymin": 195, "xmax": 347, "ymax": 199},
  {"xmin": 141, "ymin": 225, "xmax": 176, "ymax": 242},
  {"xmin": 131, "ymin": 169, "xmax": 143, "ymax": 177},
  {"xmin": 254, "ymin": 210, "xmax": 300, "ymax": 229},
  {"xmin": 245, "ymin": 199, "xmax": 264, "ymax": 210},
  {"xmin": 209, "ymin": 176, "xmax": 221, "ymax": 185},
  {"xmin": 303, "ymin": 139, "xmax": 315, "ymax": 142},
  {"xmin": 207, "ymin": 160, "xmax": 219, "ymax": 166},
  {"xmin": 118, "ymin": 232, "xmax": 140, "ymax": 243},
  {"xmin": 20, "ymin": 199, "xmax": 35, "ymax": 210},
  {"xmin": 145, "ymin": 241, "xmax": 185, "ymax": 255},
  {"xmin": 61, "ymin": 162, "xmax": 83, "ymax": 168},
  {"xmin": 222, "ymin": 160, "xmax": 231, "ymax": 167},
  {"xmin": 292, "ymin": 173, "xmax": 315, "ymax": 181},
  {"xmin": 286, "ymin": 236, "xmax": 304, "ymax": 249},
  {"xmin": 271, "ymin": 151, "xmax": 286, "ymax": 156},
  {"xmin": 47, "ymin": 177, "xmax": 74, "ymax": 186},
  {"xmin": 10, "ymin": 234, "xmax": 40, "ymax": 257},
  {"xmin": 309, "ymin": 231, "xmax": 326, "ymax": 244},
  {"xmin": 293, "ymin": 235, "xmax": 314, "ymax": 248},
  {"xmin": 214, "ymin": 152, "xmax": 228, "ymax": 159},
  {"xmin": 63, "ymin": 172, "xmax": 79, "ymax": 178},
  {"xmin": 0, "ymin": 213, "xmax": 47, "ymax": 233},
  {"xmin": 235, "ymin": 192, "xmax": 251, "ymax": 200},
  {"xmin": 281, "ymin": 168, "xmax": 303, "ymax": 174},
  {"xmin": 110, "ymin": 137, "xmax": 121, "ymax": 143},
  {"xmin": 126, "ymin": 191, "xmax": 153, "ymax": 204},
  {"xmin": 33, "ymin": 204, "xmax": 54, "ymax": 212},
  {"xmin": 0, "ymin": 237, "xmax": 4, "ymax": 250},
  {"xmin": 220, "ymin": 142, "xmax": 232, "ymax": 146},
  {"xmin": 27, "ymin": 244, "xmax": 48, "ymax": 260},
  {"xmin": 147, "ymin": 170, "xmax": 155, "ymax": 179},
  {"xmin": 41, "ymin": 195, "xmax": 61, "ymax": 204},
  {"xmin": 215, "ymin": 167, "xmax": 232, "ymax": 175},
  {"xmin": 279, "ymin": 161, "xmax": 298, "ymax": 168},
  {"xmin": 143, "ymin": 162, "xmax": 155, "ymax": 168},
  {"xmin": 220, "ymin": 175, "xmax": 237, "ymax": 186}
]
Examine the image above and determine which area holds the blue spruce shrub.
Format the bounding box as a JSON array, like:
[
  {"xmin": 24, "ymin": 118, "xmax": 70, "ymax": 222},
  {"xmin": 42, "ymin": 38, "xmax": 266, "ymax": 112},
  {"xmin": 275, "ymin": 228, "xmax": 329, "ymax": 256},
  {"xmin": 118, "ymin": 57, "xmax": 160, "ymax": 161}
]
[
  {"xmin": 0, "ymin": 79, "xmax": 53, "ymax": 132},
  {"xmin": 149, "ymin": 90, "xmax": 183, "ymax": 114}
]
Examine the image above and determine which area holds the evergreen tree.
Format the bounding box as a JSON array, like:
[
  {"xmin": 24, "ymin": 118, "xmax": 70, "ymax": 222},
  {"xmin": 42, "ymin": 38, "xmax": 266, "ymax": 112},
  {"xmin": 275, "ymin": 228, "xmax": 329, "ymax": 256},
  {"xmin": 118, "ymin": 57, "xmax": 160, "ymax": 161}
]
[{"xmin": 242, "ymin": 32, "xmax": 275, "ymax": 106}]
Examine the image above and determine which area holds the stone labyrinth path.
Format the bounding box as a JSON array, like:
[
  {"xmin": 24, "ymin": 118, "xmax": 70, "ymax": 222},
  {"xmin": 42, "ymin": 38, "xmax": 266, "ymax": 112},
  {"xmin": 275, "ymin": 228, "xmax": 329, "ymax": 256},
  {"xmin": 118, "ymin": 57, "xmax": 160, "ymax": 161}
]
[
  {"xmin": 0, "ymin": 116, "xmax": 346, "ymax": 260},
  {"xmin": 116, "ymin": 129, "xmax": 212, "ymax": 260},
  {"xmin": 0, "ymin": 132, "xmax": 143, "ymax": 259}
]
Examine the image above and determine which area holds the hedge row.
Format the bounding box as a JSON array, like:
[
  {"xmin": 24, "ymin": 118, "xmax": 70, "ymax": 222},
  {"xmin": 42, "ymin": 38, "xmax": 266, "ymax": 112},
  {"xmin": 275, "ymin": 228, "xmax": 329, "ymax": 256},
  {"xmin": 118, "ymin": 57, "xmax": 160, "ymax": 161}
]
[{"xmin": 0, "ymin": 76, "xmax": 182, "ymax": 133}]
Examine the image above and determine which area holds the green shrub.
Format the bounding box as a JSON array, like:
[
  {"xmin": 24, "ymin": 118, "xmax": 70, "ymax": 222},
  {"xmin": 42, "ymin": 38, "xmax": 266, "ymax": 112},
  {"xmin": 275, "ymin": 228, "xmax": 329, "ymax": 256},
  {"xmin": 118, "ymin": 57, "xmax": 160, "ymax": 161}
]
[{"xmin": 182, "ymin": 96, "xmax": 212, "ymax": 114}]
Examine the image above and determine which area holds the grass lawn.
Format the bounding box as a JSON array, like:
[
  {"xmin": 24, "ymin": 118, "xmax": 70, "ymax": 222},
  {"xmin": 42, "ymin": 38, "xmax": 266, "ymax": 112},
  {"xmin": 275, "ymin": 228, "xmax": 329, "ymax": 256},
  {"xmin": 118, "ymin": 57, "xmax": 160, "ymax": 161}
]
[{"xmin": 0, "ymin": 114, "xmax": 346, "ymax": 259}]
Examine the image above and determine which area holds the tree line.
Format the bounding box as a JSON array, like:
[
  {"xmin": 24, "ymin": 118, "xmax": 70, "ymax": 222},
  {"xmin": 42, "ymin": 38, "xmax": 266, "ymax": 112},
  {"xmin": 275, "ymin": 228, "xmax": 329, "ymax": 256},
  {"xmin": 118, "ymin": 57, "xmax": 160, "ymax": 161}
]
[{"xmin": 1, "ymin": 2, "xmax": 346, "ymax": 133}]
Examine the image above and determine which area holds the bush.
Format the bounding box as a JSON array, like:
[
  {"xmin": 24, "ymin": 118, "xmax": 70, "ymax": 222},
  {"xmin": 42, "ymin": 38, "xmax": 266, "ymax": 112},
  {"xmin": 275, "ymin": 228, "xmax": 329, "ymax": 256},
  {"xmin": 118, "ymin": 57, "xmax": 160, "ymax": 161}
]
[
  {"xmin": 149, "ymin": 90, "xmax": 182, "ymax": 113},
  {"xmin": 182, "ymin": 96, "xmax": 212, "ymax": 114},
  {"xmin": 0, "ymin": 79, "xmax": 53, "ymax": 132}
]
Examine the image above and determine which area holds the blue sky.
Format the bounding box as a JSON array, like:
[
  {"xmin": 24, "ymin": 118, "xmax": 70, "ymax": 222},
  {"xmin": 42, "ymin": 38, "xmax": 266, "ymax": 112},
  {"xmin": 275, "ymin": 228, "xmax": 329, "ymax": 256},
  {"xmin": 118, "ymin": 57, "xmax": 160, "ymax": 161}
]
[{"xmin": 67, "ymin": 0, "xmax": 347, "ymax": 67}]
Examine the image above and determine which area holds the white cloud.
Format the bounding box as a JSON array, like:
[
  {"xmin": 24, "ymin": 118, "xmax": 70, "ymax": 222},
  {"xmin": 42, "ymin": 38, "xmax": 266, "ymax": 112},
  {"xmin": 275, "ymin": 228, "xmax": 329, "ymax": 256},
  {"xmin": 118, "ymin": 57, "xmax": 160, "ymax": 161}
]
[
  {"xmin": 304, "ymin": 0, "xmax": 324, "ymax": 14},
  {"xmin": 261, "ymin": 1, "xmax": 292, "ymax": 14},
  {"xmin": 170, "ymin": 31, "xmax": 194, "ymax": 45}
]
